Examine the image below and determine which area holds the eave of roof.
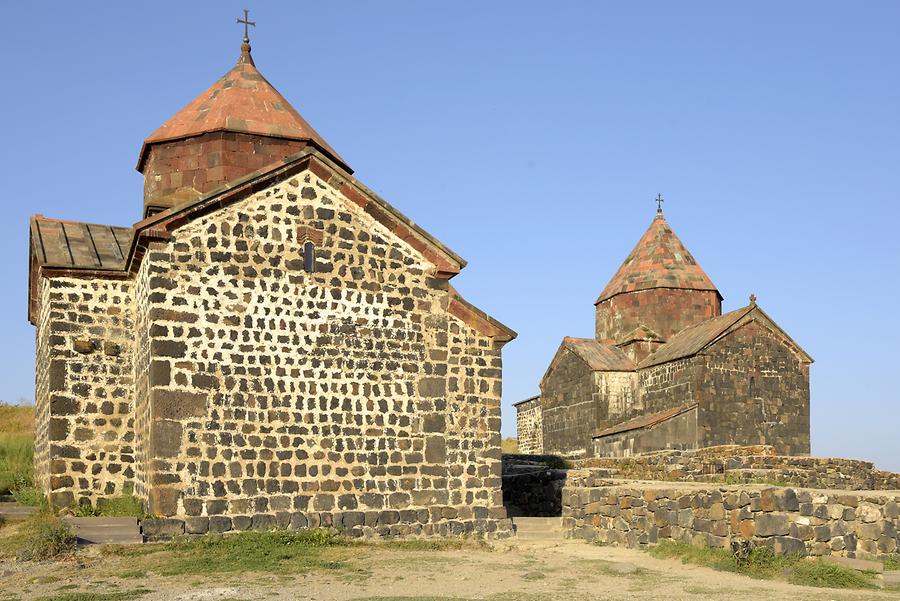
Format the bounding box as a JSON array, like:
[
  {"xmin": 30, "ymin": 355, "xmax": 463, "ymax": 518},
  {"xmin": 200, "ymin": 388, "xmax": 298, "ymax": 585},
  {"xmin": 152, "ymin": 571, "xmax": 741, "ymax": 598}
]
[
  {"xmin": 512, "ymin": 395, "xmax": 540, "ymax": 408},
  {"xmin": 593, "ymin": 403, "xmax": 698, "ymax": 438}
]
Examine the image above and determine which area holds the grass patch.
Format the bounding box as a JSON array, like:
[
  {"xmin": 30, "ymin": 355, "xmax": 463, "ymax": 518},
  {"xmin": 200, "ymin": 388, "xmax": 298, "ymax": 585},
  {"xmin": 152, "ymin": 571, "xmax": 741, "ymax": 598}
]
[
  {"xmin": 0, "ymin": 403, "xmax": 34, "ymax": 496},
  {"xmin": 885, "ymin": 554, "xmax": 900, "ymax": 570},
  {"xmin": 70, "ymin": 495, "xmax": 146, "ymax": 518},
  {"xmin": 2, "ymin": 510, "xmax": 76, "ymax": 561},
  {"xmin": 374, "ymin": 538, "xmax": 488, "ymax": 552},
  {"xmin": 647, "ymin": 541, "xmax": 878, "ymax": 589},
  {"xmin": 104, "ymin": 529, "xmax": 347, "ymax": 575},
  {"xmin": 0, "ymin": 433, "xmax": 34, "ymax": 497},
  {"xmin": 34, "ymin": 590, "xmax": 151, "ymax": 601}
]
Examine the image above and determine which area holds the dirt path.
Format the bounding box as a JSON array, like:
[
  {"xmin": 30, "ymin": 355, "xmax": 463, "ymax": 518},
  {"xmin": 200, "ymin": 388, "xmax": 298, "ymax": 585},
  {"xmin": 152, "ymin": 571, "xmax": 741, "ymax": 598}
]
[{"xmin": 1, "ymin": 539, "xmax": 898, "ymax": 601}]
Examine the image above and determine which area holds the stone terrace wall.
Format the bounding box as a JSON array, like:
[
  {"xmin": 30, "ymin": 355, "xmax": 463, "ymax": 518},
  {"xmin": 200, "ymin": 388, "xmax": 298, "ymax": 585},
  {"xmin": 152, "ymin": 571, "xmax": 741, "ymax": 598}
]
[
  {"xmin": 33, "ymin": 276, "xmax": 136, "ymax": 507},
  {"xmin": 563, "ymin": 472, "xmax": 900, "ymax": 559},
  {"xmin": 575, "ymin": 446, "xmax": 900, "ymax": 491}
]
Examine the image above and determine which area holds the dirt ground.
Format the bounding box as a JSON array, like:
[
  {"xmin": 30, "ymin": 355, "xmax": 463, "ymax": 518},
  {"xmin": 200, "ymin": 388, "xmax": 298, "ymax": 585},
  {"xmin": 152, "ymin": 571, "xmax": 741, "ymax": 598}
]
[{"xmin": 1, "ymin": 538, "xmax": 899, "ymax": 601}]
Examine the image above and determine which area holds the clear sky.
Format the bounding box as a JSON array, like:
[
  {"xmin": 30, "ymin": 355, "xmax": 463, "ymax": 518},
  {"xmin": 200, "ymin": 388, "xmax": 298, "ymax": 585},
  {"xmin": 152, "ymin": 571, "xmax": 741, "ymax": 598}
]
[{"xmin": 1, "ymin": 2, "xmax": 897, "ymax": 470}]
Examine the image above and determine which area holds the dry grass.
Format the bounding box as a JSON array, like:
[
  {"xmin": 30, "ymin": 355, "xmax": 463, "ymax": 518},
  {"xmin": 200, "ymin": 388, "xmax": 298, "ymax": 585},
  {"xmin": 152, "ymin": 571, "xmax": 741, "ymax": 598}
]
[
  {"xmin": 0, "ymin": 403, "xmax": 35, "ymax": 495},
  {"xmin": 501, "ymin": 438, "xmax": 519, "ymax": 454}
]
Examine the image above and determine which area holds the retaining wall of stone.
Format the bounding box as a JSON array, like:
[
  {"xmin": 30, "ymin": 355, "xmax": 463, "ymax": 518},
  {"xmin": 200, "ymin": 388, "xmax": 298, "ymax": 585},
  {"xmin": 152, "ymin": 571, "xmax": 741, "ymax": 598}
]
[
  {"xmin": 562, "ymin": 471, "xmax": 900, "ymax": 559},
  {"xmin": 575, "ymin": 446, "xmax": 900, "ymax": 491}
]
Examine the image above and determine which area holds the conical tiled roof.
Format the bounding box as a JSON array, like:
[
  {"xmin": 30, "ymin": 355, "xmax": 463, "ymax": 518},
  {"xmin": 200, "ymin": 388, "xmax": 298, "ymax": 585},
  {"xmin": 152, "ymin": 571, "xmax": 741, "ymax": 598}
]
[
  {"xmin": 137, "ymin": 42, "xmax": 349, "ymax": 173},
  {"xmin": 596, "ymin": 211, "xmax": 720, "ymax": 303}
]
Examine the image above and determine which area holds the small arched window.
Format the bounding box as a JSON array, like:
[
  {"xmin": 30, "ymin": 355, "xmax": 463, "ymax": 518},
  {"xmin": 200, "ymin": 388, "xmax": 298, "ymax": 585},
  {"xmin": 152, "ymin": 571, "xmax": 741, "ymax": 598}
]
[{"xmin": 303, "ymin": 241, "xmax": 315, "ymax": 273}]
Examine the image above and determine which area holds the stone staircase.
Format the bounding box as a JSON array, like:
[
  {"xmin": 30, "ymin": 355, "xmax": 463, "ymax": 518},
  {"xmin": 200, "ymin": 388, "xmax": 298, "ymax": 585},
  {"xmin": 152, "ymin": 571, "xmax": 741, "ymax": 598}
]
[
  {"xmin": 64, "ymin": 517, "xmax": 144, "ymax": 545},
  {"xmin": 511, "ymin": 516, "xmax": 565, "ymax": 541},
  {"xmin": 0, "ymin": 501, "xmax": 38, "ymax": 522}
]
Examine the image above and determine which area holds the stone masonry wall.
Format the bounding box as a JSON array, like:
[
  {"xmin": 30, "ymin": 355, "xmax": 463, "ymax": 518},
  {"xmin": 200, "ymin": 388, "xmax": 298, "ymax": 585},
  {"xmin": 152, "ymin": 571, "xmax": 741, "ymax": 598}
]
[
  {"xmin": 33, "ymin": 276, "xmax": 136, "ymax": 508},
  {"xmin": 636, "ymin": 358, "xmax": 699, "ymax": 419},
  {"xmin": 540, "ymin": 350, "xmax": 597, "ymax": 457},
  {"xmin": 32, "ymin": 278, "xmax": 53, "ymax": 493},
  {"xmin": 514, "ymin": 397, "xmax": 542, "ymax": 455},
  {"xmin": 142, "ymin": 132, "xmax": 306, "ymax": 216},
  {"xmin": 137, "ymin": 168, "xmax": 508, "ymax": 537},
  {"xmin": 697, "ymin": 320, "xmax": 810, "ymax": 455},
  {"xmin": 563, "ymin": 472, "xmax": 900, "ymax": 559},
  {"xmin": 595, "ymin": 288, "xmax": 721, "ymax": 343}
]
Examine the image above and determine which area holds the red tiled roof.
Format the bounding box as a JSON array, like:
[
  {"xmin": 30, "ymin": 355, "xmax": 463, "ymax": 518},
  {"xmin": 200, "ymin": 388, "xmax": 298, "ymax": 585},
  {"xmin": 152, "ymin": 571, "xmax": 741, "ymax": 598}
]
[
  {"xmin": 594, "ymin": 403, "xmax": 698, "ymax": 438},
  {"xmin": 596, "ymin": 212, "xmax": 719, "ymax": 304},
  {"xmin": 563, "ymin": 337, "xmax": 635, "ymax": 371},
  {"xmin": 137, "ymin": 44, "xmax": 348, "ymax": 173}
]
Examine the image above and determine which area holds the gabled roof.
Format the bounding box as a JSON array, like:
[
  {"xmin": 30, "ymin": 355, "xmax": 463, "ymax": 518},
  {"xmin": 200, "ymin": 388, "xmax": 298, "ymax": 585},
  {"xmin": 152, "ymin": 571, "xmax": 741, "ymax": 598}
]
[
  {"xmin": 594, "ymin": 403, "xmax": 697, "ymax": 438},
  {"xmin": 137, "ymin": 43, "xmax": 349, "ymax": 173},
  {"xmin": 547, "ymin": 337, "xmax": 635, "ymax": 375},
  {"xmin": 637, "ymin": 303, "xmax": 813, "ymax": 368},
  {"xmin": 596, "ymin": 211, "xmax": 720, "ymax": 304},
  {"xmin": 616, "ymin": 324, "xmax": 664, "ymax": 346},
  {"xmin": 28, "ymin": 149, "xmax": 515, "ymax": 345}
]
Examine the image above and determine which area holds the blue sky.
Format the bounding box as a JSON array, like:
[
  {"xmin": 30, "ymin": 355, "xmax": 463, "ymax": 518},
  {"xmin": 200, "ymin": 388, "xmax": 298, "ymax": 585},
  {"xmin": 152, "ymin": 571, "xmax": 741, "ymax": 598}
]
[{"xmin": 1, "ymin": 2, "xmax": 897, "ymax": 470}]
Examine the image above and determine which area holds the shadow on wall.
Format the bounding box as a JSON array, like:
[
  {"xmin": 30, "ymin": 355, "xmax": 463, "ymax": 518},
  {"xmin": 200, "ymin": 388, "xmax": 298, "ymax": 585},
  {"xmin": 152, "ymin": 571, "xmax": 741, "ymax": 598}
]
[{"xmin": 501, "ymin": 454, "xmax": 569, "ymax": 517}]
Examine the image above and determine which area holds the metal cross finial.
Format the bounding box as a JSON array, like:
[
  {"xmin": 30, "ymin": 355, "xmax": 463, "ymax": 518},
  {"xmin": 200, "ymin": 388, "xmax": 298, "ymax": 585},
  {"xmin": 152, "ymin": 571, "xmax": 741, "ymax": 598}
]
[
  {"xmin": 237, "ymin": 9, "xmax": 255, "ymax": 42},
  {"xmin": 655, "ymin": 193, "xmax": 664, "ymax": 214}
]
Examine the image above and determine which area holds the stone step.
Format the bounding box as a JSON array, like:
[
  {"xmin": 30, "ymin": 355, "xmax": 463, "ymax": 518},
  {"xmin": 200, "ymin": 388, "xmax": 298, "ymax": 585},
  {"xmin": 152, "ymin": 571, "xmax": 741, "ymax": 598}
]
[
  {"xmin": 884, "ymin": 571, "xmax": 900, "ymax": 587},
  {"xmin": 511, "ymin": 516, "xmax": 564, "ymax": 540},
  {"xmin": 0, "ymin": 503, "xmax": 38, "ymax": 521},
  {"xmin": 821, "ymin": 556, "xmax": 883, "ymax": 574},
  {"xmin": 63, "ymin": 516, "xmax": 143, "ymax": 545}
]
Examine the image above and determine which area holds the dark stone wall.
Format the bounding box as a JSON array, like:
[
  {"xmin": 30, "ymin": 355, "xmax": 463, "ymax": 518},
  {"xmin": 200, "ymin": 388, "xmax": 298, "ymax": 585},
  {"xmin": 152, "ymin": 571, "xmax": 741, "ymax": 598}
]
[
  {"xmin": 142, "ymin": 132, "xmax": 306, "ymax": 216},
  {"xmin": 540, "ymin": 350, "xmax": 597, "ymax": 457},
  {"xmin": 636, "ymin": 358, "xmax": 702, "ymax": 418},
  {"xmin": 698, "ymin": 320, "xmax": 810, "ymax": 455},
  {"xmin": 592, "ymin": 406, "xmax": 698, "ymax": 457},
  {"xmin": 595, "ymin": 288, "xmax": 721, "ymax": 343}
]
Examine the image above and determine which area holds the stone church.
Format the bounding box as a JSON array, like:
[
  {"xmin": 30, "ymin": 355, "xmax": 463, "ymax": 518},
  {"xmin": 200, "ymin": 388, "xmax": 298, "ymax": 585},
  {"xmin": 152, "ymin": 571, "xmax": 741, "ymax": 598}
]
[
  {"xmin": 515, "ymin": 207, "xmax": 812, "ymax": 458},
  {"xmin": 27, "ymin": 34, "xmax": 516, "ymax": 536}
]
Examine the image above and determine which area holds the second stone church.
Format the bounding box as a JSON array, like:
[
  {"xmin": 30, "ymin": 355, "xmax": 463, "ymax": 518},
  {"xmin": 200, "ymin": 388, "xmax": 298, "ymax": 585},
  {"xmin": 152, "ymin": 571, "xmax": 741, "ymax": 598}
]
[{"xmin": 515, "ymin": 207, "xmax": 812, "ymax": 458}]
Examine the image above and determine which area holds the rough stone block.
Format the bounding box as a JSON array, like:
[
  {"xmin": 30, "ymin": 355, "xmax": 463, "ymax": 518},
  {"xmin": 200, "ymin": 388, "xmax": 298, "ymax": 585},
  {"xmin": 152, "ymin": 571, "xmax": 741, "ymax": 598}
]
[
  {"xmin": 142, "ymin": 518, "xmax": 184, "ymax": 538},
  {"xmin": 185, "ymin": 517, "xmax": 209, "ymax": 534},
  {"xmin": 151, "ymin": 389, "xmax": 207, "ymax": 420},
  {"xmin": 754, "ymin": 513, "xmax": 790, "ymax": 537}
]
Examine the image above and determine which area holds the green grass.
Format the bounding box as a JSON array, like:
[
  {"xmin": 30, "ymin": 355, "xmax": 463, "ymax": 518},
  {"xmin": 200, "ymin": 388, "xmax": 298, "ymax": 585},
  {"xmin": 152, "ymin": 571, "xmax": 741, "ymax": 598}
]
[
  {"xmin": 103, "ymin": 529, "xmax": 347, "ymax": 576},
  {"xmin": 647, "ymin": 540, "xmax": 878, "ymax": 590},
  {"xmin": 0, "ymin": 433, "xmax": 34, "ymax": 496},
  {"xmin": 34, "ymin": 590, "xmax": 151, "ymax": 601},
  {"xmin": 71, "ymin": 495, "xmax": 146, "ymax": 518},
  {"xmin": 885, "ymin": 554, "xmax": 900, "ymax": 570}
]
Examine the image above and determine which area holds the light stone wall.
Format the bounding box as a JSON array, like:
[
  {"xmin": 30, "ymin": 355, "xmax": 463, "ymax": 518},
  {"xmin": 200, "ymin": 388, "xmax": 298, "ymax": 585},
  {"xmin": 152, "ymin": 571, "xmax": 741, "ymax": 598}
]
[
  {"xmin": 34, "ymin": 276, "xmax": 136, "ymax": 507},
  {"xmin": 136, "ymin": 169, "xmax": 507, "ymax": 536},
  {"xmin": 514, "ymin": 397, "xmax": 542, "ymax": 455},
  {"xmin": 596, "ymin": 371, "xmax": 637, "ymax": 424}
]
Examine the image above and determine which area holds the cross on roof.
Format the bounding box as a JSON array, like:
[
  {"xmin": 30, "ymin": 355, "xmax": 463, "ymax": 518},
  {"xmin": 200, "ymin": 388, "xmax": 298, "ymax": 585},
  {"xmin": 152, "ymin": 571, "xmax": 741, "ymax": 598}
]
[
  {"xmin": 237, "ymin": 9, "xmax": 255, "ymax": 42},
  {"xmin": 655, "ymin": 193, "xmax": 664, "ymax": 214}
]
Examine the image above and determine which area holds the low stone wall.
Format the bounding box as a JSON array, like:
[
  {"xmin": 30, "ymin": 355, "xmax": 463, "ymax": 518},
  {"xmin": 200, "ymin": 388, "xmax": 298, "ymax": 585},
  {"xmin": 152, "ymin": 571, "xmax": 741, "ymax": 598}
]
[
  {"xmin": 575, "ymin": 445, "xmax": 900, "ymax": 491},
  {"xmin": 563, "ymin": 471, "xmax": 900, "ymax": 559},
  {"xmin": 142, "ymin": 509, "xmax": 513, "ymax": 541},
  {"xmin": 502, "ymin": 468, "xmax": 567, "ymax": 517}
]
